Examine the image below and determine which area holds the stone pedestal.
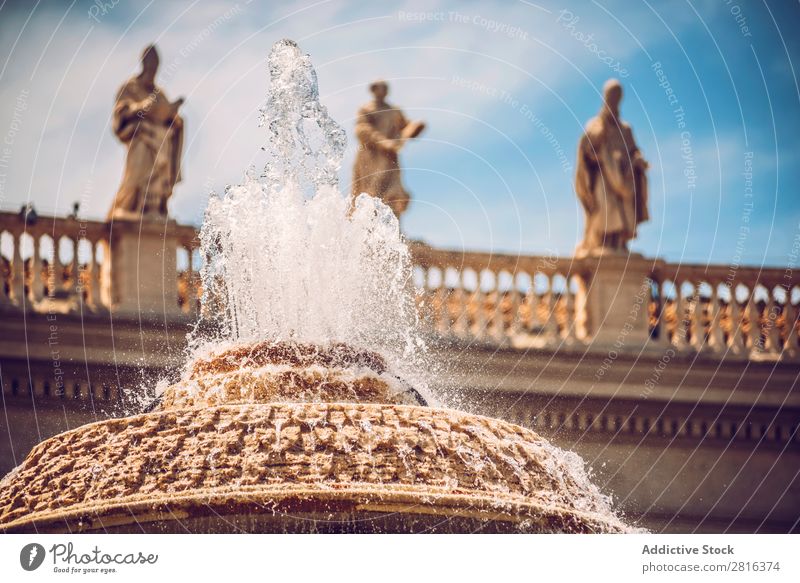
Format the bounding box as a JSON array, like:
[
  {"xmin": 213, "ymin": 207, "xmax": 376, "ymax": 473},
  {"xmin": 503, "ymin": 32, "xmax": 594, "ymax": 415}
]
[
  {"xmin": 579, "ymin": 251, "xmax": 656, "ymax": 349},
  {"xmin": 102, "ymin": 220, "xmax": 181, "ymax": 319}
]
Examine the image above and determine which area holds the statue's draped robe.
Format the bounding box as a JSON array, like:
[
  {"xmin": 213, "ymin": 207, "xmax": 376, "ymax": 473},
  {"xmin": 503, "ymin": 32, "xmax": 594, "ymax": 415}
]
[
  {"xmin": 352, "ymin": 101, "xmax": 412, "ymax": 217},
  {"xmin": 575, "ymin": 113, "xmax": 648, "ymax": 253},
  {"xmin": 109, "ymin": 76, "xmax": 183, "ymax": 219}
]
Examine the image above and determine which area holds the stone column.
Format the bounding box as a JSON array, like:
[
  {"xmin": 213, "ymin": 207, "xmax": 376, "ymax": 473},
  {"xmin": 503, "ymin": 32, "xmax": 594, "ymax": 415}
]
[
  {"xmin": 578, "ymin": 252, "xmax": 657, "ymax": 350},
  {"xmin": 102, "ymin": 219, "xmax": 182, "ymax": 319}
]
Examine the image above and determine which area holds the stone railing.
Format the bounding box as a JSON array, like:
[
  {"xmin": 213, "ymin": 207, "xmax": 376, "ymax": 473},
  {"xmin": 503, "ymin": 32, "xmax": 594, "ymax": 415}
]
[
  {"xmin": 0, "ymin": 210, "xmax": 199, "ymax": 316},
  {"xmin": 409, "ymin": 242, "xmax": 589, "ymax": 347},
  {"xmin": 0, "ymin": 210, "xmax": 107, "ymax": 311},
  {"xmin": 3, "ymin": 210, "xmax": 797, "ymax": 360},
  {"xmin": 649, "ymin": 262, "xmax": 798, "ymax": 360},
  {"xmin": 410, "ymin": 243, "xmax": 800, "ymax": 361}
]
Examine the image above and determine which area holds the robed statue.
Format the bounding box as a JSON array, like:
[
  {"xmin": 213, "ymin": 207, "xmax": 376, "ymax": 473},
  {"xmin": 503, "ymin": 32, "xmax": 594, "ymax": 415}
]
[
  {"xmin": 575, "ymin": 79, "xmax": 648, "ymax": 255},
  {"xmin": 352, "ymin": 80, "xmax": 425, "ymax": 219},
  {"xmin": 109, "ymin": 45, "xmax": 184, "ymax": 219}
]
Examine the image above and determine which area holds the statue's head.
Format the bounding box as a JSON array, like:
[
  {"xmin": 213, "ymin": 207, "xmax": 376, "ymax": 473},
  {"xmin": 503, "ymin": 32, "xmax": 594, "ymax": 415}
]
[
  {"xmin": 369, "ymin": 80, "xmax": 388, "ymax": 102},
  {"xmin": 140, "ymin": 44, "xmax": 160, "ymax": 79},
  {"xmin": 603, "ymin": 78, "xmax": 623, "ymax": 111}
]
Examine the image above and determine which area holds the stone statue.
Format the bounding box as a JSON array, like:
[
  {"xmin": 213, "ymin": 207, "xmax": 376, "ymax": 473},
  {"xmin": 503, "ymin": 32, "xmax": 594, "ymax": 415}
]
[
  {"xmin": 575, "ymin": 79, "xmax": 648, "ymax": 255},
  {"xmin": 352, "ymin": 80, "xmax": 425, "ymax": 219},
  {"xmin": 109, "ymin": 45, "xmax": 184, "ymax": 220}
]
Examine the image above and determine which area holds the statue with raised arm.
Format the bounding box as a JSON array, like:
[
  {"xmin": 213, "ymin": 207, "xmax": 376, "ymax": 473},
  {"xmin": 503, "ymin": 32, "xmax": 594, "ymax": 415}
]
[
  {"xmin": 575, "ymin": 79, "xmax": 648, "ymax": 255},
  {"xmin": 108, "ymin": 44, "xmax": 184, "ymax": 220},
  {"xmin": 352, "ymin": 80, "xmax": 425, "ymax": 219}
]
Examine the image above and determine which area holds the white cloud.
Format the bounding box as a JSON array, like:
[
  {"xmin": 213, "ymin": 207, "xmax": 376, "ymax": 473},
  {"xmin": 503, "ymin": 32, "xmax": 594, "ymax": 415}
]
[{"xmin": 0, "ymin": 0, "xmax": 703, "ymax": 253}]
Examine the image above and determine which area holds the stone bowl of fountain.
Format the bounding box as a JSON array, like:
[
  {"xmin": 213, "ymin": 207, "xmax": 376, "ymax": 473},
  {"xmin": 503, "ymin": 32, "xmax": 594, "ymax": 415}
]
[{"xmin": 0, "ymin": 340, "xmax": 630, "ymax": 533}]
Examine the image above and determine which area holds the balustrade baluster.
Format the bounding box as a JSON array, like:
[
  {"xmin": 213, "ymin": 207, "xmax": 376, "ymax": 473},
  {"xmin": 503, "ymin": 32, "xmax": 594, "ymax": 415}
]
[
  {"xmin": 507, "ymin": 275, "xmax": 522, "ymax": 339},
  {"xmin": 69, "ymin": 236, "xmax": 78, "ymax": 294},
  {"xmin": 652, "ymin": 280, "xmax": 669, "ymax": 348},
  {"xmin": 490, "ymin": 275, "xmax": 505, "ymax": 340},
  {"xmin": 728, "ymin": 287, "xmax": 745, "ymax": 355},
  {"xmin": 454, "ymin": 271, "xmax": 469, "ymax": 337},
  {"xmin": 571, "ymin": 274, "xmax": 589, "ymax": 341},
  {"xmin": 31, "ymin": 234, "xmax": 44, "ymax": 303},
  {"xmin": 782, "ymin": 301, "xmax": 798, "ymax": 359},
  {"xmin": 562, "ymin": 280, "xmax": 576, "ymax": 343},
  {"xmin": 12, "ymin": 231, "xmax": 25, "ymax": 305},
  {"xmin": 0, "ymin": 235, "xmax": 10, "ymax": 305},
  {"xmin": 764, "ymin": 294, "xmax": 782, "ymax": 355},
  {"xmin": 543, "ymin": 275, "xmax": 559, "ymax": 340},
  {"xmin": 520, "ymin": 284, "xmax": 534, "ymax": 335},
  {"xmin": 690, "ymin": 287, "xmax": 706, "ymax": 351},
  {"xmin": 473, "ymin": 279, "xmax": 487, "ymax": 340},
  {"xmin": 746, "ymin": 290, "xmax": 764, "ymax": 355},
  {"xmin": 708, "ymin": 284, "xmax": 726, "ymax": 352},
  {"xmin": 89, "ymin": 240, "xmax": 103, "ymax": 310},
  {"xmin": 51, "ymin": 237, "xmax": 64, "ymax": 297},
  {"xmin": 672, "ymin": 284, "xmax": 688, "ymax": 351}
]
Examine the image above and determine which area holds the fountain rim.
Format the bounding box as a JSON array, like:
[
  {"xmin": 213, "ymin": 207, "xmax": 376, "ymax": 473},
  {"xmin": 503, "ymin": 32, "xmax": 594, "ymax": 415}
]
[
  {"xmin": 0, "ymin": 482, "xmax": 624, "ymax": 534},
  {"xmin": 0, "ymin": 402, "xmax": 629, "ymax": 534}
]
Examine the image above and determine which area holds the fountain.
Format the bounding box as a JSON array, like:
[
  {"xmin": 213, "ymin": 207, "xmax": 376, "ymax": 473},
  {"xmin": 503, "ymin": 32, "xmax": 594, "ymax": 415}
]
[{"xmin": 0, "ymin": 41, "xmax": 630, "ymax": 533}]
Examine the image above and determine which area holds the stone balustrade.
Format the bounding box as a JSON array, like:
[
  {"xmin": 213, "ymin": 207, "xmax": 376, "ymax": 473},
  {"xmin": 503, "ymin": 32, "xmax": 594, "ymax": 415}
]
[
  {"xmin": 0, "ymin": 210, "xmax": 198, "ymax": 316},
  {"xmin": 409, "ymin": 242, "xmax": 589, "ymax": 347},
  {"xmin": 2, "ymin": 210, "xmax": 797, "ymax": 360},
  {"xmin": 410, "ymin": 243, "xmax": 800, "ymax": 361},
  {"xmin": 0, "ymin": 210, "xmax": 108, "ymax": 311},
  {"xmin": 647, "ymin": 262, "xmax": 797, "ymax": 360}
]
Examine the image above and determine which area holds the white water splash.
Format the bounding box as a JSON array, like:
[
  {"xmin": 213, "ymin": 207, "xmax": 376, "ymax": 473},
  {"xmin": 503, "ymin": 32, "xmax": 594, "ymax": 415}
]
[
  {"xmin": 185, "ymin": 40, "xmax": 629, "ymax": 529},
  {"xmin": 193, "ymin": 39, "xmax": 427, "ymax": 389}
]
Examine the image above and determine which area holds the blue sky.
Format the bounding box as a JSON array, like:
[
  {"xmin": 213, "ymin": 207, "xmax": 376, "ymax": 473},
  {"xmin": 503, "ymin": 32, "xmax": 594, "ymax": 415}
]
[{"xmin": 0, "ymin": 0, "xmax": 798, "ymax": 266}]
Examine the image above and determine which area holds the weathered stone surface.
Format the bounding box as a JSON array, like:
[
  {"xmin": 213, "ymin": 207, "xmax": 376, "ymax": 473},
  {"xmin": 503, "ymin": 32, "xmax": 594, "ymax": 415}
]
[
  {"xmin": 0, "ymin": 403, "xmax": 627, "ymax": 533},
  {"xmin": 163, "ymin": 340, "xmax": 423, "ymax": 408}
]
